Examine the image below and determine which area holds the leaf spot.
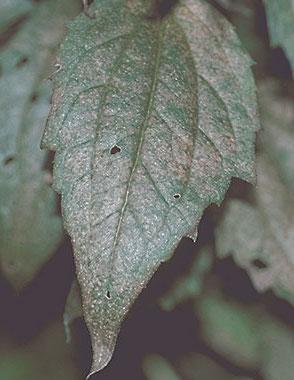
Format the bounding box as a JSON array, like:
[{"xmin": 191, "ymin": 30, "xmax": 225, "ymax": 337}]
[{"xmin": 173, "ymin": 193, "xmax": 181, "ymax": 199}]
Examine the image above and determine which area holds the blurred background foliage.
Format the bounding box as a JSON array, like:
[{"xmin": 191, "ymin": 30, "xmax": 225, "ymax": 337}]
[{"xmin": 0, "ymin": 0, "xmax": 293, "ymax": 379}]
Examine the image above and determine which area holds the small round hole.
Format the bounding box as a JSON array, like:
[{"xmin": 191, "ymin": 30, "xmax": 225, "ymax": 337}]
[
  {"xmin": 3, "ymin": 155, "xmax": 15, "ymax": 166},
  {"xmin": 110, "ymin": 145, "xmax": 121, "ymax": 155},
  {"xmin": 251, "ymin": 259, "xmax": 267, "ymax": 269},
  {"xmin": 16, "ymin": 56, "xmax": 28, "ymax": 68},
  {"xmin": 106, "ymin": 290, "xmax": 111, "ymax": 299},
  {"xmin": 173, "ymin": 193, "xmax": 181, "ymax": 199}
]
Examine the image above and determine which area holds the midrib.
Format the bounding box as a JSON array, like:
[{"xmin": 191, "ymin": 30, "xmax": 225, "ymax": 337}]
[{"xmin": 107, "ymin": 21, "xmax": 166, "ymax": 286}]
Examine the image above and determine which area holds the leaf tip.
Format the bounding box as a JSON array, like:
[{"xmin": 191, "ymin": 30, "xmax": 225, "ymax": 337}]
[{"xmin": 85, "ymin": 336, "xmax": 116, "ymax": 379}]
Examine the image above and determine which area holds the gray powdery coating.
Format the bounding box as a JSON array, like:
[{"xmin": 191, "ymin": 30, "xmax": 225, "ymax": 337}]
[{"xmin": 42, "ymin": 0, "xmax": 259, "ymax": 375}]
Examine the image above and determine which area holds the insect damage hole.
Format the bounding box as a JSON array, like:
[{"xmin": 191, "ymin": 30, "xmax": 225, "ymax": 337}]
[
  {"xmin": 173, "ymin": 193, "xmax": 181, "ymax": 199},
  {"xmin": 110, "ymin": 145, "xmax": 121, "ymax": 155},
  {"xmin": 106, "ymin": 290, "xmax": 111, "ymax": 299}
]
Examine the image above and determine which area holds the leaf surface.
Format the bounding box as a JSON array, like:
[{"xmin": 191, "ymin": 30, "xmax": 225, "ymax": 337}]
[
  {"xmin": 42, "ymin": 0, "xmax": 259, "ymax": 374},
  {"xmin": 264, "ymin": 0, "xmax": 294, "ymax": 71},
  {"xmin": 0, "ymin": 0, "xmax": 79, "ymax": 289},
  {"xmin": 0, "ymin": 0, "xmax": 32, "ymax": 33}
]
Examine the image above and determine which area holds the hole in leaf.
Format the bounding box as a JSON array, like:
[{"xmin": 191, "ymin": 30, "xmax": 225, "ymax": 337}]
[
  {"xmin": 16, "ymin": 56, "xmax": 28, "ymax": 68},
  {"xmin": 3, "ymin": 155, "xmax": 15, "ymax": 166},
  {"xmin": 173, "ymin": 193, "xmax": 181, "ymax": 199},
  {"xmin": 110, "ymin": 145, "xmax": 121, "ymax": 155},
  {"xmin": 251, "ymin": 259, "xmax": 268, "ymax": 269},
  {"xmin": 106, "ymin": 290, "xmax": 111, "ymax": 299}
]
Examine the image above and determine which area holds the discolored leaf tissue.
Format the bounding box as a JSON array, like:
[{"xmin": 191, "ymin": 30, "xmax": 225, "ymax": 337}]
[{"xmin": 42, "ymin": 0, "xmax": 259, "ymax": 375}]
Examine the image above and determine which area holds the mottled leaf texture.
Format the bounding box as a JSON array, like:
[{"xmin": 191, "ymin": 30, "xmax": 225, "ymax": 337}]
[
  {"xmin": 42, "ymin": 0, "xmax": 258, "ymax": 375},
  {"xmin": 264, "ymin": 0, "xmax": 294, "ymax": 71},
  {"xmin": 0, "ymin": 0, "xmax": 79, "ymax": 289},
  {"xmin": 216, "ymin": 81, "xmax": 294, "ymax": 304}
]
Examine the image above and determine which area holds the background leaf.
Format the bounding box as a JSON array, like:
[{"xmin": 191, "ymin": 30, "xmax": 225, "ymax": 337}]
[
  {"xmin": 159, "ymin": 245, "xmax": 213, "ymax": 311},
  {"xmin": 0, "ymin": 321, "xmax": 80, "ymax": 380},
  {"xmin": 0, "ymin": 0, "xmax": 80, "ymax": 290},
  {"xmin": 196, "ymin": 290, "xmax": 294, "ymax": 380},
  {"xmin": 0, "ymin": 0, "xmax": 33, "ymax": 33},
  {"xmin": 143, "ymin": 354, "xmax": 181, "ymax": 380},
  {"xmin": 64, "ymin": 278, "xmax": 83, "ymax": 343},
  {"xmin": 197, "ymin": 291, "xmax": 261, "ymax": 368},
  {"xmin": 263, "ymin": 0, "xmax": 294, "ymax": 71},
  {"xmin": 216, "ymin": 80, "xmax": 294, "ymax": 304}
]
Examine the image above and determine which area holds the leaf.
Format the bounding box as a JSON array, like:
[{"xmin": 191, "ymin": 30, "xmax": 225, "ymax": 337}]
[
  {"xmin": 179, "ymin": 353, "xmax": 254, "ymax": 380},
  {"xmin": 42, "ymin": 0, "xmax": 259, "ymax": 374},
  {"xmin": 260, "ymin": 318, "xmax": 294, "ymax": 380},
  {"xmin": 263, "ymin": 0, "xmax": 294, "ymax": 71},
  {"xmin": 0, "ymin": 321, "xmax": 81, "ymax": 380},
  {"xmin": 259, "ymin": 80, "xmax": 294, "ymax": 190},
  {"xmin": 0, "ymin": 0, "xmax": 80, "ymax": 289},
  {"xmin": 197, "ymin": 291, "xmax": 261, "ymax": 368},
  {"xmin": 143, "ymin": 354, "xmax": 182, "ymax": 380},
  {"xmin": 216, "ymin": 193, "xmax": 294, "ymax": 305},
  {"xmin": 196, "ymin": 289, "xmax": 294, "ymax": 379},
  {"xmin": 64, "ymin": 279, "xmax": 83, "ymax": 343},
  {"xmin": 216, "ymin": 81, "xmax": 294, "ymax": 305},
  {"xmin": 0, "ymin": 0, "xmax": 32, "ymax": 33},
  {"xmin": 216, "ymin": 168, "xmax": 294, "ymax": 304},
  {"xmin": 159, "ymin": 245, "xmax": 213, "ymax": 311}
]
